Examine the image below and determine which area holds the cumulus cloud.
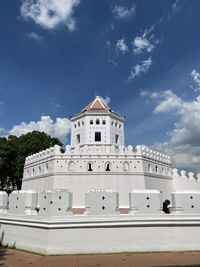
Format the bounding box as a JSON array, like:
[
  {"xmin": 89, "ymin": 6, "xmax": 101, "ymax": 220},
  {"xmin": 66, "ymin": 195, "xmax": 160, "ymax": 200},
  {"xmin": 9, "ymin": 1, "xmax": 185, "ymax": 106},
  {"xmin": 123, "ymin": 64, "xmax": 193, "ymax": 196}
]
[
  {"xmin": 128, "ymin": 57, "xmax": 152, "ymax": 80},
  {"xmin": 132, "ymin": 25, "xmax": 160, "ymax": 55},
  {"xmin": 27, "ymin": 32, "xmax": 43, "ymax": 41},
  {"xmin": 20, "ymin": 0, "xmax": 80, "ymax": 31},
  {"xmin": 99, "ymin": 96, "xmax": 110, "ymax": 105},
  {"xmin": 149, "ymin": 91, "xmax": 200, "ymax": 173},
  {"xmin": 9, "ymin": 116, "xmax": 71, "ymax": 144},
  {"xmin": 116, "ymin": 38, "xmax": 128, "ymax": 54},
  {"xmin": 112, "ymin": 5, "xmax": 136, "ymax": 20},
  {"xmin": 191, "ymin": 69, "xmax": 200, "ymax": 91},
  {"xmin": 153, "ymin": 90, "xmax": 183, "ymax": 113}
]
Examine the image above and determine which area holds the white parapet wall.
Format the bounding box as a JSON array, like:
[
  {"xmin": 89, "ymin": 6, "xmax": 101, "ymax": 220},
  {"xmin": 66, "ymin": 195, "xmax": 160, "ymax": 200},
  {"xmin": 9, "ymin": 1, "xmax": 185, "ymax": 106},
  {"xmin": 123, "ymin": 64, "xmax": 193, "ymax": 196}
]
[
  {"xmin": 0, "ymin": 191, "xmax": 8, "ymax": 214},
  {"xmin": 8, "ymin": 190, "xmax": 38, "ymax": 216},
  {"xmin": 1, "ymin": 189, "xmax": 200, "ymax": 255},
  {"xmin": 84, "ymin": 189, "xmax": 120, "ymax": 215},
  {"xmin": 172, "ymin": 190, "xmax": 200, "ymax": 214},
  {"xmin": 38, "ymin": 189, "xmax": 72, "ymax": 217},
  {"xmin": 129, "ymin": 189, "xmax": 163, "ymax": 214}
]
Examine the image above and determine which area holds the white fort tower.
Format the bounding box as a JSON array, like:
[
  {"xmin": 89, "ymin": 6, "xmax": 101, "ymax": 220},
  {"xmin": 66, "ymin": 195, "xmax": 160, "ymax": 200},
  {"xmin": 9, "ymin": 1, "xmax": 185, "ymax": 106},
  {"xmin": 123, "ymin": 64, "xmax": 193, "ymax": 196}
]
[{"xmin": 22, "ymin": 96, "xmax": 200, "ymax": 208}]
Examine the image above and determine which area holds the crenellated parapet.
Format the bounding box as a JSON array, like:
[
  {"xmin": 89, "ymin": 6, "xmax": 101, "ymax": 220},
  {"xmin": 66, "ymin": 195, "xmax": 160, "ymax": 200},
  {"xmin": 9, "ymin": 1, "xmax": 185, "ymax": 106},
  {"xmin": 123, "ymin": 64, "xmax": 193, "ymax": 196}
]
[
  {"xmin": 136, "ymin": 145, "xmax": 171, "ymax": 164},
  {"xmin": 25, "ymin": 144, "xmax": 61, "ymax": 165},
  {"xmin": 172, "ymin": 168, "xmax": 200, "ymax": 190}
]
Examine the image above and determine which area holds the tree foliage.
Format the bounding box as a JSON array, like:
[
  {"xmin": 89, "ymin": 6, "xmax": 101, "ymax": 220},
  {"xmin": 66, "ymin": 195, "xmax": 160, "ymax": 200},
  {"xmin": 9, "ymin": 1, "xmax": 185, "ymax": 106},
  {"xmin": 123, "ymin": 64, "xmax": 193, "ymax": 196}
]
[{"xmin": 0, "ymin": 131, "xmax": 62, "ymax": 190}]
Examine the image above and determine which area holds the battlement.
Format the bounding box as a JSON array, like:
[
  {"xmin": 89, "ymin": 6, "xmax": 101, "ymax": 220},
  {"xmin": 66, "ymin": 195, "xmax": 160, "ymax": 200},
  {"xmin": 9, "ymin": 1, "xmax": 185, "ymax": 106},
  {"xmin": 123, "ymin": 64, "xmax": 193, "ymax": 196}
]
[{"xmin": 1, "ymin": 189, "xmax": 200, "ymax": 255}]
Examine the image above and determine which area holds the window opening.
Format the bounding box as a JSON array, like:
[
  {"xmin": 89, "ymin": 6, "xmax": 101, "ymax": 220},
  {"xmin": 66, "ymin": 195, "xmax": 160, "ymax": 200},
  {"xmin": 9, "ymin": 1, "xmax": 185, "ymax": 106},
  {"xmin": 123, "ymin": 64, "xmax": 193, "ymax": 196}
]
[
  {"xmin": 95, "ymin": 132, "xmax": 101, "ymax": 142},
  {"xmin": 102, "ymin": 120, "xmax": 106, "ymax": 125},
  {"xmin": 76, "ymin": 134, "xmax": 80, "ymax": 144},
  {"xmin": 115, "ymin": 134, "xmax": 119, "ymax": 144},
  {"xmin": 106, "ymin": 163, "xmax": 110, "ymax": 171},
  {"xmin": 90, "ymin": 120, "xmax": 93, "ymax": 125},
  {"xmin": 88, "ymin": 163, "xmax": 93, "ymax": 171},
  {"xmin": 96, "ymin": 119, "xmax": 100, "ymax": 125}
]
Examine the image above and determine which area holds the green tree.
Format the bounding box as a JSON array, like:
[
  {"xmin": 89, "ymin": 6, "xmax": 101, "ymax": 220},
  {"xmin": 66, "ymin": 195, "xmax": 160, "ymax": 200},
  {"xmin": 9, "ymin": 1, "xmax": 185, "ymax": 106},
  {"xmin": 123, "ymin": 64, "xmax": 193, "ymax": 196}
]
[{"xmin": 0, "ymin": 131, "xmax": 62, "ymax": 190}]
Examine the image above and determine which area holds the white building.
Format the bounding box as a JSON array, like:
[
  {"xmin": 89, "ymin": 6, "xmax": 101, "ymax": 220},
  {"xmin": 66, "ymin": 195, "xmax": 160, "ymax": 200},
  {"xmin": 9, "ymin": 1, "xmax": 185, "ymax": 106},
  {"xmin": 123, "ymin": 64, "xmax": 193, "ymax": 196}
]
[{"xmin": 21, "ymin": 96, "xmax": 199, "ymax": 208}]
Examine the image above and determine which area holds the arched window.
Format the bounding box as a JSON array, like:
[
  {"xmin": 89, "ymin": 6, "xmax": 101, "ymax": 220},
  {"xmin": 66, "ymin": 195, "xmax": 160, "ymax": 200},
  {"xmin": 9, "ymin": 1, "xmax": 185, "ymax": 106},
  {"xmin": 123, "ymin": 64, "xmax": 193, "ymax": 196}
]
[
  {"xmin": 90, "ymin": 120, "xmax": 93, "ymax": 125},
  {"xmin": 96, "ymin": 119, "xmax": 100, "ymax": 125},
  {"xmin": 69, "ymin": 161, "xmax": 75, "ymax": 171},
  {"xmin": 102, "ymin": 120, "xmax": 106, "ymax": 125},
  {"xmin": 115, "ymin": 122, "xmax": 118, "ymax": 127},
  {"xmin": 78, "ymin": 122, "xmax": 80, "ymax": 127},
  {"xmin": 123, "ymin": 162, "xmax": 129, "ymax": 171},
  {"xmin": 88, "ymin": 162, "xmax": 93, "ymax": 171},
  {"xmin": 105, "ymin": 162, "xmax": 111, "ymax": 171},
  {"xmin": 155, "ymin": 165, "xmax": 158, "ymax": 173}
]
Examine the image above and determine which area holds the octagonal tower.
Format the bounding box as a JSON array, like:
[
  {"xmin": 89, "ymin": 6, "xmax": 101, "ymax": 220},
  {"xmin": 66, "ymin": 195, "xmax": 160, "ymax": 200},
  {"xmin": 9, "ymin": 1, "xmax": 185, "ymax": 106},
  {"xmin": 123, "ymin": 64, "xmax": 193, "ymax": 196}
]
[{"xmin": 70, "ymin": 96, "xmax": 125, "ymax": 147}]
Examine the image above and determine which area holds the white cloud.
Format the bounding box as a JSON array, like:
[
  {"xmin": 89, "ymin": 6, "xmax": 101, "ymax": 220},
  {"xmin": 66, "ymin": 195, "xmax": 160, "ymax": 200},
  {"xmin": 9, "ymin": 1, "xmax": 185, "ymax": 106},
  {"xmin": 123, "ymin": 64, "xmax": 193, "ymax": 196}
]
[
  {"xmin": 116, "ymin": 38, "xmax": 128, "ymax": 54},
  {"xmin": 99, "ymin": 96, "xmax": 110, "ymax": 106},
  {"xmin": 128, "ymin": 57, "xmax": 152, "ymax": 80},
  {"xmin": 132, "ymin": 25, "xmax": 160, "ymax": 55},
  {"xmin": 27, "ymin": 32, "xmax": 43, "ymax": 41},
  {"xmin": 0, "ymin": 128, "xmax": 5, "ymax": 133},
  {"xmin": 153, "ymin": 90, "xmax": 182, "ymax": 113},
  {"xmin": 113, "ymin": 5, "xmax": 136, "ymax": 20},
  {"xmin": 151, "ymin": 91, "xmax": 200, "ymax": 173},
  {"xmin": 9, "ymin": 116, "xmax": 71, "ymax": 144},
  {"xmin": 21, "ymin": 0, "xmax": 80, "ymax": 31},
  {"xmin": 191, "ymin": 69, "xmax": 200, "ymax": 91}
]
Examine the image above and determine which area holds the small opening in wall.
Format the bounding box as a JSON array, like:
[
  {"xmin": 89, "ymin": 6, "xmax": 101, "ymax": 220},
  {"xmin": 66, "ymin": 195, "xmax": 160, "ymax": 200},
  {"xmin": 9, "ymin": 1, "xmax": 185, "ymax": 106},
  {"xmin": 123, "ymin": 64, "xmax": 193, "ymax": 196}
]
[
  {"xmin": 147, "ymin": 205, "xmax": 150, "ymax": 208},
  {"xmin": 96, "ymin": 119, "xmax": 100, "ymax": 125},
  {"xmin": 50, "ymin": 201, "xmax": 53, "ymax": 204},
  {"xmin": 82, "ymin": 121, "xmax": 84, "ymax": 126},
  {"xmin": 102, "ymin": 120, "xmax": 106, "ymax": 125},
  {"xmin": 106, "ymin": 163, "xmax": 110, "ymax": 171},
  {"xmin": 115, "ymin": 134, "xmax": 119, "ymax": 144},
  {"xmin": 102, "ymin": 196, "xmax": 105, "ymax": 200},
  {"xmin": 95, "ymin": 132, "xmax": 101, "ymax": 142},
  {"xmin": 76, "ymin": 134, "xmax": 80, "ymax": 144},
  {"xmin": 115, "ymin": 122, "xmax": 118, "ymax": 127},
  {"xmin": 44, "ymin": 196, "xmax": 46, "ymax": 199},
  {"xmin": 59, "ymin": 196, "xmax": 61, "ymax": 199},
  {"xmin": 58, "ymin": 208, "xmax": 61, "ymax": 211},
  {"xmin": 190, "ymin": 196, "xmax": 193, "ymax": 199},
  {"xmin": 16, "ymin": 206, "xmax": 18, "ymax": 209},
  {"xmin": 88, "ymin": 163, "xmax": 93, "ymax": 171},
  {"xmin": 155, "ymin": 165, "xmax": 158, "ymax": 173},
  {"xmin": 90, "ymin": 120, "xmax": 93, "ymax": 125},
  {"xmin": 191, "ymin": 205, "xmax": 194, "ymax": 208},
  {"xmin": 78, "ymin": 122, "xmax": 80, "ymax": 127},
  {"xmin": 146, "ymin": 197, "xmax": 149, "ymax": 200},
  {"xmin": 102, "ymin": 206, "xmax": 105, "ymax": 210}
]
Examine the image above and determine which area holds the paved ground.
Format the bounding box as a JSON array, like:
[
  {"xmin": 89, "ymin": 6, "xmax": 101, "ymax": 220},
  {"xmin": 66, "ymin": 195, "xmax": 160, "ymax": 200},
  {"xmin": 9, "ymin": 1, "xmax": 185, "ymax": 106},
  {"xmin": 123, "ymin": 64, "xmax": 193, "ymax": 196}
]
[{"xmin": 1, "ymin": 248, "xmax": 200, "ymax": 267}]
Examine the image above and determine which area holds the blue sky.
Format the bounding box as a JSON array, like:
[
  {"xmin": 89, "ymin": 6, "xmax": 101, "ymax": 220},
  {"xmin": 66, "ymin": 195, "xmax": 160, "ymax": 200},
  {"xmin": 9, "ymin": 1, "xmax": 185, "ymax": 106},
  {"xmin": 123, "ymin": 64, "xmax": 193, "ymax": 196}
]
[{"xmin": 0, "ymin": 0, "xmax": 200, "ymax": 173}]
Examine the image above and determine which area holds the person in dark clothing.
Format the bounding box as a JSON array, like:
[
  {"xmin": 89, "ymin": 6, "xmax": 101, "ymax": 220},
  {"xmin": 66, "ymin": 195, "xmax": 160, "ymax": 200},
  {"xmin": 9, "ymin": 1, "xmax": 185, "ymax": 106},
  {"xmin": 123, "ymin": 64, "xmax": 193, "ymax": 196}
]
[{"xmin": 163, "ymin": 199, "xmax": 171, "ymax": 214}]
